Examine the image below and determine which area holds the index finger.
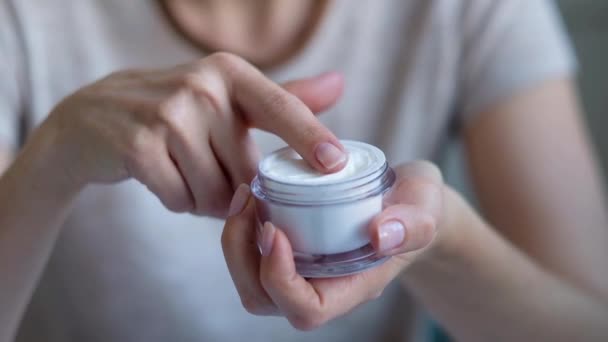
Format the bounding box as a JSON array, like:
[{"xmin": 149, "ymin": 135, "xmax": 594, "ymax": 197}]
[
  {"xmin": 259, "ymin": 222, "xmax": 395, "ymax": 330},
  {"xmin": 215, "ymin": 54, "xmax": 348, "ymax": 173}
]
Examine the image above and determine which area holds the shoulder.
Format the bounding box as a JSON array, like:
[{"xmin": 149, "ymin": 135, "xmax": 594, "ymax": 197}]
[
  {"xmin": 457, "ymin": 0, "xmax": 569, "ymax": 43},
  {"xmin": 455, "ymin": 0, "xmax": 576, "ymax": 122}
]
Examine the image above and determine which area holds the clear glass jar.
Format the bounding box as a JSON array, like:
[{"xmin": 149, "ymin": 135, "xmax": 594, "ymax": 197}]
[{"xmin": 251, "ymin": 141, "xmax": 395, "ymax": 277}]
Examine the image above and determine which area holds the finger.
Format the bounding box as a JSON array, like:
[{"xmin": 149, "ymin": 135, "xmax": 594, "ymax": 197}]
[
  {"xmin": 126, "ymin": 141, "xmax": 193, "ymax": 212},
  {"xmin": 212, "ymin": 54, "xmax": 347, "ymax": 173},
  {"xmin": 385, "ymin": 160, "xmax": 443, "ymax": 215},
  {"xmin": 259, "ymin": 222, "xmax": 401, "ymax": 330},
  {"xmin": 212, "ymin": 72, "xmax": 344, "ymax": 188},
  {"xmin": 162, "ymin": 91, "xmax": 233, "ymax": 217},
  {"xmin": 221, "ymin": 184, "xmax": 279, "ymax": 316},
  {"xmin": 370, "ymin": 160, "xmax": 443, "ymax": 255},
  {"xmin": 309, "ymin": 253, "xmax": 413, "ymax": 313},
  {"xmin": 281, "ymin": 72, "xmax": 344, "ymax": 114},
  {"xmin": 369, "ymin": 204, "xmax": 437, "ymax": 255},
  {"xmin": 209, "ymin": 112, "xmax": 260, "ymax": 189},
  {"xmin": 172, "ymin": 140, "xmax": 232, "ymax": 217},
  {"xmin": 258, "ymin": 223, "xmax": 329, "ymax": 329}
]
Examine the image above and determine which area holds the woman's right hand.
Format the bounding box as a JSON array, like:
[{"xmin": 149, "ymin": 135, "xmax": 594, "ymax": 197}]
[{"xmin": 36, "ymin": 52, "xmax": 346, "ymax": 217}]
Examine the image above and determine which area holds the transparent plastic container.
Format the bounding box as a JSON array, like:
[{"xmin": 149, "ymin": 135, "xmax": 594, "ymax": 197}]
[{"xmin": 251, "ymin": 141, "xmax": 395, "ymax": 277}]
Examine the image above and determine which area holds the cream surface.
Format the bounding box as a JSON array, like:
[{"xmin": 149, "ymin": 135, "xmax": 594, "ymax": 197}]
[{"xmin": 260, "ymin": 140, "xmax": 385, "ymax": 185}]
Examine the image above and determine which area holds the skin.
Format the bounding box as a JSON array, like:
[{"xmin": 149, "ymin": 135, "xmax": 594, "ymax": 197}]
[
  {"xmin": 223, "ymin": 124, "xmax": 608, "ymax": 341},
  {"xmin": 1, "ymin": 0, "xmax": 607, "ymax": 341},
  {"xmin": 0, "ymin": 54, "xmax": 348, "ymax": 341},
  {"xmin": 464, "ymin": 79, "xmax": 608, "ymax": 299},
  {"xmin": 222, "ymin": 161, "xmax": 444, "ymax": 325},
  {"xmin": 162, "ymin": 0, "xmax": 329, "ymax": 67},
  {"xmin": 204, "ymin": 0, "xmax": 608, "ymax": 339}
]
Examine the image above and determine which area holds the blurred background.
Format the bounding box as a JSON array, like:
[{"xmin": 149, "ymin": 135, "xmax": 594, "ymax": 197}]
[
  {"xmin": 444, "ymin": 0, "xmax": 608, "ymax": 200},
  {"xmin": 435, "ymin": 4, "xmax": 607, "ymax": 339}
]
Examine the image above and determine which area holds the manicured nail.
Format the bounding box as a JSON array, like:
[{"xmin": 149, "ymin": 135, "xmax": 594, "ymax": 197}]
[
  {"xmin": 315, "ymin": 142, "xmax": 347, "ymax": 170},
  {"xmin": 378, "ymin": 220, "xmax": 405, "ymax": 252},
  {"xmin": 259, "ymin": 221, "xmax": 276, "ymax": 256},
  {"xmin": 228, "ymin": 184, "xmax": 250, "ymax": 217}
]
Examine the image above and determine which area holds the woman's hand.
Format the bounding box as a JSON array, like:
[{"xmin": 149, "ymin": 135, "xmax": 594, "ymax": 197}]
[
  {"xmin": 36, "ymin": 52, "xmax": 346, "ymax": 217},
  {"xmin": 221, "ymin": 161, "xmax": 445, "ymax": 330}
]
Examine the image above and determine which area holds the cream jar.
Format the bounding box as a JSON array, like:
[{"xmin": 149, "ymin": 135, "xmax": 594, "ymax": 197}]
[{"xmin": 251, "ymin": 140, "xmax": 395, "ymax": 277}]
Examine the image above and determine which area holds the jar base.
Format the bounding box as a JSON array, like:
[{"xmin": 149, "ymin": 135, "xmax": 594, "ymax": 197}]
[{"xmin": 294, "ymin": 244, "xmax": 390, "ymax": 278}]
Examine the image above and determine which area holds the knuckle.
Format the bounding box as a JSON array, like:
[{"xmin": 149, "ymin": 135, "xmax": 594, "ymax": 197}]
[
  {"xmin": 205, "ymin": 52, "xmax": 246, "ymax": 73},
  {"xmin": 179, "ymin": 72, "xmax": 205, "ymax": 91},
  {"xmin": 156, "ymin": 94, "xmax": 186, "ymax": 129},
  {"xmin": 289, "ymin": 314, "xmax": 325, "ymax": 331},
  {"xmin": 395, "ymin": 160, "xmax": 443, "ymax": 185},
  {"xmin": 197, "ymin": 87, "xmax": 226, "ymax": 119},
  {"xmin": 175, "ymin": 73, "xmax": 226, "ymax": 120},
  {"xmin": 241, "ymin": 295, "xmax": 272, "ymax": 316},
  {"xmin": 394, "ymin": 177, "xmax": 432, "ymax": 194},
  {"xmin": 162, "ymin": 194, "xmax": 192, "ymax": 213},
  {"xmin": 392, "ymin": 176, "xmax": 443, "ymax": 212},
  {"xmin": 413, "ymin": 160, "xmax": 443, "ymax": 182},
  {"xmin": 241, "ymin": 295, "xmax": 261, "ymax": 315},
  {"xmin": 418, "ymin": 213, "xmax": 438, "ymax": 245},
  {"xmin": 125, "ymin": 127, "xmax": 155, "ymax": 164}
]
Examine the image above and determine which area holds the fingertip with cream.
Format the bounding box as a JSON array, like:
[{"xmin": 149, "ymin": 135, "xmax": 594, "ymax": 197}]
[{"xmin": 314, "ymin": 142, "xmax": 348, "ymax": 172}]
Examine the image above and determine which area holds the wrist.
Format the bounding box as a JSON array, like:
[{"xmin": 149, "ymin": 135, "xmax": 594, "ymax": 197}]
[
  {"xmin": 405, "ymin": 186, "xmax": 480, "ymax": 273},
  {"xmin": 14, "ymin": 119, "xmax": 85, "ymax": 200}
]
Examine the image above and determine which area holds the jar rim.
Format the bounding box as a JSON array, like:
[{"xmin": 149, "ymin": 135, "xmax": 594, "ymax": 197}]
[
  {"xmin": 252, "ymin": 163, "xmax": 395, "ymax": 206},
  {"xmin": 258, "ymin": 140, "xmax": 386, "ymax": 186},
  {"xmin": 252, "ymin": 141, "xmax": 394, "ymax": 205}
]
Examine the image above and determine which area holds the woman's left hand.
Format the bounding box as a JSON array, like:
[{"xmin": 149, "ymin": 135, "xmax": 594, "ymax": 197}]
[{"xmin": 221, "ymin": 161, "xmax": 444, "ymax": 330}]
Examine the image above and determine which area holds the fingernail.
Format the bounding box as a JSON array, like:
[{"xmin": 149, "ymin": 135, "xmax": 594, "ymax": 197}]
[
  {"xmin": 259, "ymin": 222, "xmax": 276, "ymax": 256},
  {"xmin": 378, "ymin": 220, "xmax": 405, "ymax": 252},
  {"xmin": 228, "ymin": 184, "xmax": 250, "ymax": 217},
  {"xmin": 315, "ymin": 142, "xmax": 347, "ymax": 170}
]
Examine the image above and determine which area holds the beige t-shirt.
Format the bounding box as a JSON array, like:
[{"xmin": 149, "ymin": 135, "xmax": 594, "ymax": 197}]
[{"xmin": 0, "ymin": 1, "xmax": 575, "ymax": 341}]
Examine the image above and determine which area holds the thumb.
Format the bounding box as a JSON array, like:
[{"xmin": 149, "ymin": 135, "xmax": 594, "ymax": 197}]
[
  {"xmin": 282, "ymin": 72, "xmax": 344, "ymax": 114},
  {"xmin": 370, "ymin": 204, "xmax": 438, "ymax": 256},
  {"xmin": 370, "ymin": 161, "xmax": 444, "ymax": 255}
]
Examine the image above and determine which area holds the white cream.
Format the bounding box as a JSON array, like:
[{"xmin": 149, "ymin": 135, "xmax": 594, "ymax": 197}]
[
  {"xmin": 259, "ymin": 141, "xmax": 385, "ymax": 185},
  {"xmin": 251, "ymin": 140, "xmax": 395, "ymax": 277}
]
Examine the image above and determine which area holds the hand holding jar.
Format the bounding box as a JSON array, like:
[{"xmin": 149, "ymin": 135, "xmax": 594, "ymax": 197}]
[{"xmin": 221, "ymin": 159, "xmax": 445, "ymax": 330}]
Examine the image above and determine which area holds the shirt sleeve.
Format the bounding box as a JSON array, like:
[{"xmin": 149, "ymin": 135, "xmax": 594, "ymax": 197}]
[
  {"xmin": 457, "ymin": 0, "xmax": 577, "ymax": 123},
  {"xmin": 0, "ymin": 0, "xmax": 26, "ymax": 150}
]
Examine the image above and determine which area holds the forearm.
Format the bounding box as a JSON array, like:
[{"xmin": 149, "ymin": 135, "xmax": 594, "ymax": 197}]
[
  {"xmin": 0, "ymin": 131, "xmax": 81, "ymax": 341},
  {"xmin": 402, "ymin": 188, "xmax": 608, "ymax": 342}
]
